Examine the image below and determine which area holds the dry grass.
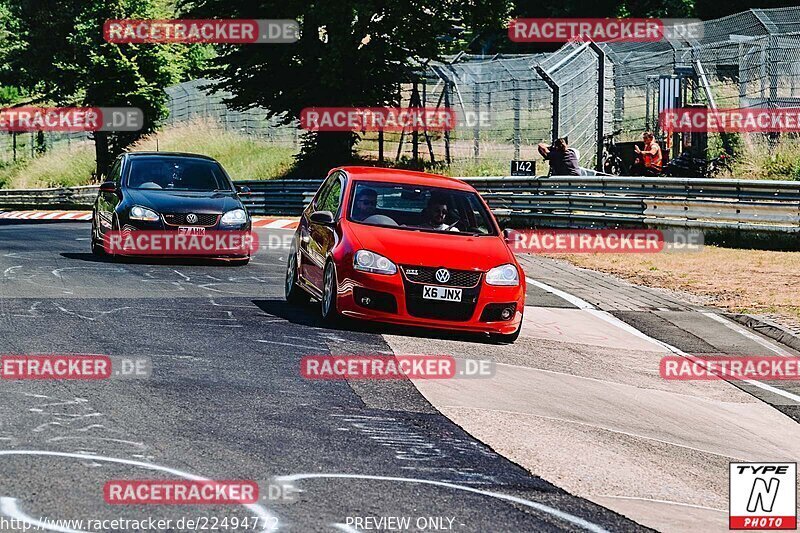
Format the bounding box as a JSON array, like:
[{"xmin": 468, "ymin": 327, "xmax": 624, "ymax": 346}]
[
  {"xmin": 553, "ymin": 246, "xmax": 800, "ymax": 325},
  {"xmin": 129, "ymin": 120, "xmax": 297, "ymax": 181},
  {"xmin": 0, "ymin": 120, "xmax": 298, "ymax": 189}
]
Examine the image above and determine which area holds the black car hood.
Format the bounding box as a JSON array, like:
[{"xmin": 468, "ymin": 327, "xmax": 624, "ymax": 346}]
[{"xmin": 125, "ymin": 189, "xmax": 242, "ymax": 214}]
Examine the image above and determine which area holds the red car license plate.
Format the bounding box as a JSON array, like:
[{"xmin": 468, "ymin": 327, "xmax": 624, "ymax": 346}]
[{"xmin": 423, "ymin": 285, "xmax": 462, "ymax": 302}]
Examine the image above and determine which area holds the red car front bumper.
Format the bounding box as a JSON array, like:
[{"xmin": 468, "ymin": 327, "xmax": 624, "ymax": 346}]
[{"xmin": 336, "ymin": 265, "xmax": 524, "ymax": 335}]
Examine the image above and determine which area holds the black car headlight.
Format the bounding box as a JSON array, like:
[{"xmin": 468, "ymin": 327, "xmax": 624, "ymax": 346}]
[
  {"xmin": 130, "ymin": 205, "xmax": 159, "ymax": 221},
  {"xmin": 221, "ymin": 209, "xmax": 248, "ymax": 226}
]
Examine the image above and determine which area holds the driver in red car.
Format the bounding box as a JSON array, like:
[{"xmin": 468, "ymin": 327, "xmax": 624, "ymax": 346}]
[{"xmin": 351, "ymin": 187, "xmax": 378, "ymax": 221}]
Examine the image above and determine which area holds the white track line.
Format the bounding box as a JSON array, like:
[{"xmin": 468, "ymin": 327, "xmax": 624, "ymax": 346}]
[
  {"xmin": 526, "ymin": 277, "xmax": 596, "ymax": 310},
  {"xmin": 277, "ymin": 473, "xmax": 609, "ymax": 533},
  {"xmin": 702, "ymin": 311, "xmax": 794, "ymax": 357},
  {"xmin": 0, "ymin": 450, "xmax": 278, "ymax": 532},
  {"xmin": 525, "ymin": 277, "xmax": 800, "ymax": 405}
]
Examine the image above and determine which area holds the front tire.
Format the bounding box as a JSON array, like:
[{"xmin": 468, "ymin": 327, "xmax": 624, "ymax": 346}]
[
  {"xmin": 321, "ymin": 261, "xmax": 339, "ymax": 323},
  {"xmin": 285, "ymin": 241, "xmax": 309, "ymax": 304}
]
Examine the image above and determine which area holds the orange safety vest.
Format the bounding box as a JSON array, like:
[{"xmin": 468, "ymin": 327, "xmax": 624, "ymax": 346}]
[{"xmin": 643, "ymin": 141, "xmax": 662, "ymax": 170}]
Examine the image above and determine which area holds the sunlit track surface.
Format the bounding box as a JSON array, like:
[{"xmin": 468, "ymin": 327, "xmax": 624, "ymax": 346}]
[{"xmin": 0, "ymin": 223, "xmax": 644, "ymax": 532}]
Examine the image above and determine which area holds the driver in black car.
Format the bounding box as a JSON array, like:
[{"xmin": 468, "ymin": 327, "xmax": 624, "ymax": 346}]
[{"xmin": 420, "ymin": 194, "xmax": 459, "ymax": 232}]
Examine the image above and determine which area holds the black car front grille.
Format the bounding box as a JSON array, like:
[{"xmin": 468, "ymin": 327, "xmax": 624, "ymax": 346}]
[
  {"xmin": 401, "ymin": 266, "xmax": 482, "ymax": 288},
  {"xmin": 402, "ymin": 278, "xmax": 481, "ymax": 322},
  {"xmin": 162, "ymin": 213, "xmax": 219, "ymax": 226}
]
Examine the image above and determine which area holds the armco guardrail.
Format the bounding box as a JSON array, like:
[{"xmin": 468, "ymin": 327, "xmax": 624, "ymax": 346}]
[
  {"xmin": 1, "ymin": 176, "xmax": 799, "ymax": 233},
  {"xmin": 0, "ymin": 185, "xmax": 100, "ymax": 209},
  {"xmin": 464, "ymin": 176, "xmax": 800, "ymax": 232}
]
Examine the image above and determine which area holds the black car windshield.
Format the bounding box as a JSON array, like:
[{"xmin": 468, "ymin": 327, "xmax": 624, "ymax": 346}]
[
  {"xmin": 126, "ymin": 156, "xmax": 233, "ymax": 191},
  {"xmin": 348, "ymin": 181, "xmax": 497, "ymax": 236}
]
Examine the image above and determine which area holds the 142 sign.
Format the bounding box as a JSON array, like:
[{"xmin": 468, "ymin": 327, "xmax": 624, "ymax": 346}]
[{"xmin": 511, "ymin": 160, "xmax": 536, "ymax": 176}]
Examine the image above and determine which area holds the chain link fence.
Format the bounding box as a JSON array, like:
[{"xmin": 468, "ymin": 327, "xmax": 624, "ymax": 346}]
[
  {"xmin": 2, "ymin": 8, "xmax": 799, "ymax": 178},
  {"xmin": 602, "ymin": 7, "xmax": 800, "ymax": 172},
  {"xmin": 374, "ymin": 7, "xmax": 800, "ymax": 174}
]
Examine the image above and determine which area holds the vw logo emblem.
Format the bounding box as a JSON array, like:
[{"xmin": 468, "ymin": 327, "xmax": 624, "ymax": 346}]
[
  {"xmin": 435, "ymin": 268, "xmax": 451, "ymax": 284},
  {"xmin": 186, "ymin": 213, "xmax": 198, "ymax": 224}
]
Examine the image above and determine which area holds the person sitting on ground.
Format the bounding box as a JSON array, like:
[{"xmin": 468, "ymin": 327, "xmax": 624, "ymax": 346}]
[
  {"xmin": 537, "ymin": 138, "xmax": 581, "ymax": 176},
  {"xmin": 631, "ymin": 131, "xmax": 663, "ymax": 176},
  {"xmin": 351, "ymin": 188, "xmax": 378, "ymax": 221},
  {"xmin": 419, "ymin": 195, "xmax": 459, "ymax": 232}
]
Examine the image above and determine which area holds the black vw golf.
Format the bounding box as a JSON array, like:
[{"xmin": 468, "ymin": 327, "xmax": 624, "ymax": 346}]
[{"xmin": 91, "ymin": 152, "xmax": 252, "ymax": 263}]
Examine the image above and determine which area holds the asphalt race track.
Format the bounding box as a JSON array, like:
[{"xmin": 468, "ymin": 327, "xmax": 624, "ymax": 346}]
[
  {"xmin": 3, "ymin": 222, "xmax": 800, "ymax": 533},
  {"xmin": 0, "ymin": 222, "xmax": 644, "ymax": 533}
]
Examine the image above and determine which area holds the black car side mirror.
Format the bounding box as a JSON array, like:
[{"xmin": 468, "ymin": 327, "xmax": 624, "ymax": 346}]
[
  {"xmin": 99, "ymin": 181, "xmax": 118, "ymax": 194},
  {"xmin": 236, "ymin": 185, "xmax": 251, "ymax": 196},
  {"xmin": 503, "ymin": 228, "xmax": 516, "ymax": 243},
  {"xmin": 310, "ymin": 210, "xmax": 335, "ymax": 225}
]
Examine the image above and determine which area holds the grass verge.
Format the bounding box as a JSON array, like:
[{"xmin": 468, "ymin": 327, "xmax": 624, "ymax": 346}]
[{"xmin": 549, "ymin": 247, "xmax": 800, "ymax": 327}]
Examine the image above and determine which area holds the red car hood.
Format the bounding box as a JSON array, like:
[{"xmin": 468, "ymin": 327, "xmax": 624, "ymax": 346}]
[{"xmin": 347, "ymin": 222, "xmax": 514, "ymax": 271}]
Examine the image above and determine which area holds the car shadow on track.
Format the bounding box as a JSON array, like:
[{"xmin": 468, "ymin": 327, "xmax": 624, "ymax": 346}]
[
  {"xmin": 253, "ymin": 299, "xmax": 502, "ymax": 345},
  {"xmin": 60, "ymin": 252, "xmax": 249, "ymax": 267}
]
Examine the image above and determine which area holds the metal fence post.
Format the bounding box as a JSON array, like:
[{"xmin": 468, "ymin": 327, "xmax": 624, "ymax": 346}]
[
  {"xmin": 411, "ymin": 81, "xmax": 419, "ymax": 163},
  {"xmin": 588, "ymin": 42, "xmax": 605, "ymax": 172},
  {"xmin": 535, "ymin": 66, "xmax": 559, "ymax": 140},
  {"xmin": 473, "ymin": 84, "xmax": 480, "ymax": 161},
  {"xmin": 443, "ymin": 81, "xmax": 451, "ymax": 165},
  {"xmin": 513, "ymin": 80, "xmax": 521, "ymax": 159}
]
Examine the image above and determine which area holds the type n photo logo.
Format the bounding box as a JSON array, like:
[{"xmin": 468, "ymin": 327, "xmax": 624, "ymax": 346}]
[{"xmin": 730, "ymin": 462, "xmax": 797, "ymax": 529}]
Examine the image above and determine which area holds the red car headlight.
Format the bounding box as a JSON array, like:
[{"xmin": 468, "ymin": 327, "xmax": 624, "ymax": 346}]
[
  {"xmin": 486, "ymin": 263, "xmax": 519, "ymax": 286},
  {"xmin": 354, "ymin": 250, "xmax": 397, "ymax": 275}
]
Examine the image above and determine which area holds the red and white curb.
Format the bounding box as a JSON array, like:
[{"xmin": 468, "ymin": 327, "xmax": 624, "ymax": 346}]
[
  {"xmin": 251, "ymin": 218, "xmax": 299, "ymax": 229},
  {"xmin": 0, "ymin": 210, "xmax": 298, "ymax": 228},
  {"xmin": 0, "ymin": 210, "xmax": 92, "ymax": 221}
]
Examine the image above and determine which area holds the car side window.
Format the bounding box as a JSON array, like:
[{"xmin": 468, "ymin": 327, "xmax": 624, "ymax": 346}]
[
  {"xmin": 108, "ymin": 159, "xmax": 122, "ymax": 185},
  {"xmin": 313, "ymin": 174, "xmax": 337, "ymax": 211},
  {"xmin": 315, "ymin": 173, "xmax": 343, "ymax": 214},
  {"xmin": 318, "ymin": 176, "xmax": 343, "ymax": 215}
]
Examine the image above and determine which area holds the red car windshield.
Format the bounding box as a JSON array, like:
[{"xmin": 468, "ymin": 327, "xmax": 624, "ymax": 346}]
[{"xmin": 348, "ymin": 181, "xmax": 497, "ymax": 236}]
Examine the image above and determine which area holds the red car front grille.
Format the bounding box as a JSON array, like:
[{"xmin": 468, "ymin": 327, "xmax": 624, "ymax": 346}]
[{"xmin": 400, "ymin": 266, "xmax": 482, "ymax": 288}]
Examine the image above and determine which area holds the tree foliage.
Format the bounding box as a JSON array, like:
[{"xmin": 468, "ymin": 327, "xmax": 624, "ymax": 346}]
[
  {"xmin": 0, "ymin": 0, "xmax": 194, "ymax": 177},
  {"xmin": 179, "ymin": 0, "xmax": 513, "ymax": 174}
]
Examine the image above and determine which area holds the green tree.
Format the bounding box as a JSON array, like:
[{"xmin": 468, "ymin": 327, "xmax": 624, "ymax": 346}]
[
  {"xmin": 1, "ymin": 0, "xmax": 188, "ymax": 178},
  {"xmin": 179, "ymin": 0, "xmax": 512, "ymax": 175}
]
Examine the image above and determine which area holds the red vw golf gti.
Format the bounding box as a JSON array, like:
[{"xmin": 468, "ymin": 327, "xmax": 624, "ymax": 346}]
[{"xmin": 285, "ymin": 167, "xmax": 525, "ymax": 342}]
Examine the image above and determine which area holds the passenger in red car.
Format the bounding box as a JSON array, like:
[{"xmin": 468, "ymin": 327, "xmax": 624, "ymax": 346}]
[{"xmin": 420, "ymin": 195, "xmax": 459, "ymax": 232}]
